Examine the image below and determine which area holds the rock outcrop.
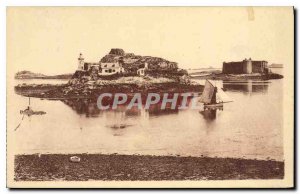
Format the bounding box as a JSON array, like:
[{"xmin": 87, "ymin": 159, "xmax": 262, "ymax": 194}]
[
  {"xmin": 108, "ymin": 48, "xmax": 125, "ymax": 56},
  {"xmin": 70, "ymin": 48, "xmax": 188, "ymax": 84},
  {"xmin": 100, "ymin": 48, "xmax": 179, "ymax": 71}
]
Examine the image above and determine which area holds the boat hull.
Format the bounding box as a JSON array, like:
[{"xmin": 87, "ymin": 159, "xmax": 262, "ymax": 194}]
[
  {"xmin": 204, "ymin": 103, "xmax": 223, "ymax": 109},
  {"xmin": 20, "ymin": 110, "xmax": 46, "ymax": 116}
]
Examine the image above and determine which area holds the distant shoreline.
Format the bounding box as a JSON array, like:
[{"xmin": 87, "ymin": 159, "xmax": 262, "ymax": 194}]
[
  {"xmin": 14, "ymin": 71, "xmax": 73, "ymax": 80},
  {"xmin": 190, "ymin": 72, "xmax": 283, "ymax": 80},
  {"xmin": 14, "ymin": 154, "xmax": 284, "ymax": 181},
  {"xmin": 15, "ymin": 76, "xmax": 71, "ymax": 80}
]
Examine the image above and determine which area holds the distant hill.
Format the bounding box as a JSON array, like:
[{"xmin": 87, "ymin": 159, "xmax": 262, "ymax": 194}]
[
  {"xmin": 15, "ymin": 71, "xmax": 72, "ymax": 79},
  {"xmin": 15, "ymin": 71, "xmax": 46, "ymax": 79},
  {"xmin": 269, "ymin": 64, "xmax": 283, "ymax": 68}
]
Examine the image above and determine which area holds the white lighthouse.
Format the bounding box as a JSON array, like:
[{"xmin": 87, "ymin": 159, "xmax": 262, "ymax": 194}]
[{"xmin": 77, "ymin": 53, "xmax": 84, "ymax": 71}]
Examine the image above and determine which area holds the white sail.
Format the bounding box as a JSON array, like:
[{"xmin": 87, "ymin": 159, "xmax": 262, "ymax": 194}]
[
  {"xmin": 199, "ymin": 80, "xmax": 216, "ymax": 104},
  {"xmin": 216, "ymin": 87, "xmax": 232, "ymax": 103}
]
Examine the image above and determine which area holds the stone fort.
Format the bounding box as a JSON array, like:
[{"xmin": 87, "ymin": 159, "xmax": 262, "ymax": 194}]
[{"xmin": 222, "ymin": 58, "xmax": 268, "ymax": 74}]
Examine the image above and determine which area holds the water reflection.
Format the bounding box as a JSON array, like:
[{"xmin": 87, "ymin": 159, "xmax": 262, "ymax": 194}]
[
  {"xmin": 10, "ymin": 78, "xmax": 284, "ymax": 161},
  {"xmin": 61, "ymin": 96, "xmax": 193, "ymax": 118},
  {"xmin": 147, "ymin": 102, "xmax": 179, "ymax": 116},
  {"xmin": 222, "ymin": 80, "xmax": 269, "ymax": 94},
  {"xmin": 199, "ymin": 107, "xmax": 223, "ymax": 121},
  {"xmin": 62, "ymin": 99, "xmax": 101, "ymax": 117}
]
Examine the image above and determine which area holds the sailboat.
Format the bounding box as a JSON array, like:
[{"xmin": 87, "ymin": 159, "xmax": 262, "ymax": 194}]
[{"xmin": 199, "ymin": 80, "xmax": 232, "ymax": 108}]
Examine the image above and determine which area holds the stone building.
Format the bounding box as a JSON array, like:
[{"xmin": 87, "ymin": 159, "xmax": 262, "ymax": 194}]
[
  {"xmin": 100, "ymin": 60, "xmax": 125, "ymax": 75},
  {"xmin": 75, "ymin": 49, "xmax": 180, "ymax": 77},
  {"xmin": 77, "ymin": 53, "xmax": 100, "ymax": 72},
  {"xmin": 222, "ymin": 58, "xmax": 268, "ymax": 74},
  {"xmin": 84, "ymin": 62, "xmax": 100, "ymax": 71}
]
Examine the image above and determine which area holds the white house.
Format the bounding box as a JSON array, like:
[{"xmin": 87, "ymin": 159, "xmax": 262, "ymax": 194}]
[
  {"xmin": 137, "ymin": 62, "xmax": 148, "ymax": 76},
  {"xmin": 99, "ymin": 62, "xmax": 124, "ymax": 76}
]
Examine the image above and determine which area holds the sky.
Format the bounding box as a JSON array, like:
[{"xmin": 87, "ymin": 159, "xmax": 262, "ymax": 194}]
[{"xmin": 7, "ymin": 7, "xmax": 293, "ymax": 75}]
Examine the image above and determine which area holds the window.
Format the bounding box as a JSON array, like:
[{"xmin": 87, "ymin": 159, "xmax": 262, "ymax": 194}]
[
  {"xmin": 112, "ymin": 64, "xmax": 115, "ymax": 67},
  {"xmin": 105, "ymin": 70, "xmax": 108, "ymax": 72},
  {"xmin": 113, "ymin": 69, "xmax": 115, "ymax": 72}
]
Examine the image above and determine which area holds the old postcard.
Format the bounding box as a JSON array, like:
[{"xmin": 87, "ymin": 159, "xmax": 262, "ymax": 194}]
[{"xmin": 7, "ymin": 7, "xmax": 294, "ymax": 188}]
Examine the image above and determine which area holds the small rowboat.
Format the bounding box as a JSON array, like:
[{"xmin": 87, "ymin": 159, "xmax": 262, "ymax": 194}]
[
  {"xmin": 20, "ymin": 109, "xmax": 46, "ymax": 116},
  {"xmin": 20, "ymin": 97, "xmax": 46, "ymax": 116}
]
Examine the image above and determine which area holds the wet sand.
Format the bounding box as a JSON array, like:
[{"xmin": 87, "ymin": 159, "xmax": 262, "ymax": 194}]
[{"xmin": 15, "ymin": 154, "xmax": 284, "ymax": 181}]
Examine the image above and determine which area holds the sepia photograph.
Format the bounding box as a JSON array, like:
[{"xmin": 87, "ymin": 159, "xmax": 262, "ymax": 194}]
[{"xmin": 6, "ymin": 6, "xmax": 294, "ymax": 188}]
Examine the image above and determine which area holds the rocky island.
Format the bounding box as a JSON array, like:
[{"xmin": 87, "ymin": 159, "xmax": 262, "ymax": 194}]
[
  {"xmin": 15, "ymin": 49, "xmax": 202, "ymax": 99},
  {"xmin": 14, "ymin": 49, "xmax": 284, "ymax": 99}
]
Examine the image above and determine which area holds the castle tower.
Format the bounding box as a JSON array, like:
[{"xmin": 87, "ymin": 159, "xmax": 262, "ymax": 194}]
[
  {"xmin": 78, "ymin": 53, "xmax": 84, "ymax": 71},
  {"xmin": 243, "ymin": 58, "xmax": 252, "ymax": 74}
]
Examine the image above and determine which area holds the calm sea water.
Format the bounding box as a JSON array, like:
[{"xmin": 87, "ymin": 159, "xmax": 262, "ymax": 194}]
[{"xmin": 8, "ymin": 69, "xmax": 283, "ymax": 161}]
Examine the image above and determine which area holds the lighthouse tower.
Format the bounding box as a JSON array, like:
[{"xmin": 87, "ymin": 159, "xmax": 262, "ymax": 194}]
[{"xmin": 77, "ymin": 53, "xmax": 84, "ymax": 71}]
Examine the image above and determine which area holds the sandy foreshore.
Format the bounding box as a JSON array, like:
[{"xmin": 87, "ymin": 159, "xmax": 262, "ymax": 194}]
[{"xmin": 15, "ymin": 154, "xmax": 284, "ymax": 181}]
